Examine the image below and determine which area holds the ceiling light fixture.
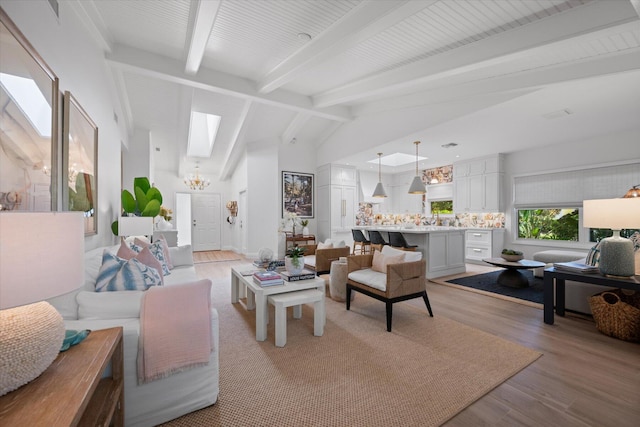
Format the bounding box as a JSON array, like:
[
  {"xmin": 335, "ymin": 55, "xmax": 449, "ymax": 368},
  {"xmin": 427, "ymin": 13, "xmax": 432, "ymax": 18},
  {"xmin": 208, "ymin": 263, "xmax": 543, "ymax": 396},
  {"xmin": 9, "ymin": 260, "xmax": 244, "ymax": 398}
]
[
  {"xmin": 441, "ymin": 142, "xmax": 458, "ymax": 148},
  {"xmin": 408, "ymin": 141, "xmax": 426, "ymax": 194},
  {"xmin": 623, "ymin": 184, "xmax": 639, "ymax": 198},
  {"xmin": 184, "ymin": 165, "xmax": 210, "ymax": 190},
  {"xmin": 372, "ymin": 153, "xmax": 387, "ymax": 198},
  {"xmin": 297, "ymin": 32, "xmax": 312, "ymax": 41}
]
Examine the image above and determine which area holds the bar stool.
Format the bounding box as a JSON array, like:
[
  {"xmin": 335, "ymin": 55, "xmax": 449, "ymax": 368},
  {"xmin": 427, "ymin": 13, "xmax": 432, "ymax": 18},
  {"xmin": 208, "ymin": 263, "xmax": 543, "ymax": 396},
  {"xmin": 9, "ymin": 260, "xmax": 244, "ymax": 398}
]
[
  {"xmin": 368, "ymin": 230, "xmax": 388, "ymax": 253},
  {"xmin": 388, "ymin": 231, "xmax": 418, "ymax": 251},
  {"xmin": 351, "ymin": 229, "xmax": 371, "ymax": 254}
]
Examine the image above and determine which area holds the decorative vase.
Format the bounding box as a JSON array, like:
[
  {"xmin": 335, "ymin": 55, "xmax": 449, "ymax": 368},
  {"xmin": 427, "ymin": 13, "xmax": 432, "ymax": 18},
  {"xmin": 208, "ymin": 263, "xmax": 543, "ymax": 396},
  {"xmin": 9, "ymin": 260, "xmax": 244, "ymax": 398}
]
[
  {"xmin": 285, "ymin": 255, "xmax": 304, "ymax": 275},
  {"xmin": 277, "ymin": 232, "xmax": 287, "ymax": 260},
  {"xmin": 302, "ymin": 226, "xmax": 310, "ymax": 237}
]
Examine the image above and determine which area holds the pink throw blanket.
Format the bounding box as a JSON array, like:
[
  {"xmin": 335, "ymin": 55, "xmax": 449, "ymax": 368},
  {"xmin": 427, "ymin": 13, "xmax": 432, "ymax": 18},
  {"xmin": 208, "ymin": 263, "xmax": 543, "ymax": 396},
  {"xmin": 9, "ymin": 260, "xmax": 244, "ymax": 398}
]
[{"xmin": 138, "ymin": 279, "xmax": 213, "ymax": 384}]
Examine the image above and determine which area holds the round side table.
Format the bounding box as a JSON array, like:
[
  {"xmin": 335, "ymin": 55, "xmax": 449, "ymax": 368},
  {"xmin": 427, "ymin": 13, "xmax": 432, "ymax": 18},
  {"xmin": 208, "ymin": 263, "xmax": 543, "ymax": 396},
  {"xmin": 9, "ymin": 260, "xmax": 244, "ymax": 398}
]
[{"xmin": 329, "ymin": 260, "xmax": 354, "ymax": 302}]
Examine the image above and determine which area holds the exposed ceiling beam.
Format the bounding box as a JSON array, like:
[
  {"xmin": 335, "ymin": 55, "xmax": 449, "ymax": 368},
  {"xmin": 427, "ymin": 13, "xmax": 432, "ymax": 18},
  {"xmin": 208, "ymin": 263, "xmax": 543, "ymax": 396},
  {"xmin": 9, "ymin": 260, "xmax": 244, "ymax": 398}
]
[
  {"xmin": 313, "ymin": 0, "xmax": 639, "ymax": 108},
  {"xmin": 352, "ymin": 49, "xmax": 640, "ymax": 117},
  {"xmin": 258, "ymin": 0, "xmax": 434, "ymax": 94},
  {"xmin": 281, "ymin": 113, "xmax": 311, "ymax": 145},
  {"xmin": 105, "ymin": 44, "xmax": 352, "ymax": 123},
  {"xmin": 177, "ymin": 86, "xmax": 195, "ymax": 179},
  {"xmin": 220, "ymin": 100, "xmax": 253, "ymax": 180},
  {"xmin": 631, "ymin": 0, "xmax": 640, "ymax": 17},
  {"xmin": 67, "ymin": 0, "xmax": 113, "ymax": 52},
  {"xmin": 184, "ymin": 0, "xmax": 221, "ymax": 75}
]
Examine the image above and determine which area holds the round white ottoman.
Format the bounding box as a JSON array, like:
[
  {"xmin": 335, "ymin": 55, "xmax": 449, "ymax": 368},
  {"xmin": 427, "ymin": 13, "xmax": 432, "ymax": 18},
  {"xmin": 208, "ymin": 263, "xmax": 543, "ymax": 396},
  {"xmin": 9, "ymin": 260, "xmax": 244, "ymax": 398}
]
[{"xmin": 532, "ymin": 250, "xmax": 587, "ymax": 277}]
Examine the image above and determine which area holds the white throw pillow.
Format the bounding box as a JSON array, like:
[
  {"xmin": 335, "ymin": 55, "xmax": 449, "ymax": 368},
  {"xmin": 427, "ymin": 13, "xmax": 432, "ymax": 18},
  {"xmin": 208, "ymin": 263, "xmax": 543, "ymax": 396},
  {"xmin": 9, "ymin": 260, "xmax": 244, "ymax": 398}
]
[
  {"xmin": 382, "ymin": 245, "xmax": 422, "ymax": 262},
  {"xmin": 169, "ymin": 245, "xmax": 194, "ymax": 268}
]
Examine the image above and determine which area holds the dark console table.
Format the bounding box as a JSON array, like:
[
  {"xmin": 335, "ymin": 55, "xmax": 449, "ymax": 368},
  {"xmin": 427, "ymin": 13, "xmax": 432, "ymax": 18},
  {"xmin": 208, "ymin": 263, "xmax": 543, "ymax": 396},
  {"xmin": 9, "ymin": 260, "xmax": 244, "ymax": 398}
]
[{"xmin": 543, "ymin": 267, "xmax": 640, "ymax": 324}]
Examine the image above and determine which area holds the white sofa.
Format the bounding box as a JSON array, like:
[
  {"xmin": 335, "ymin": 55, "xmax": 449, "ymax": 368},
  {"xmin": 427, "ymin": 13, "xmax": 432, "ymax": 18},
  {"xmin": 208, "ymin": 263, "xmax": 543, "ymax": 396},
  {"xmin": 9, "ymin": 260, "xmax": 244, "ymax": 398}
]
[{"xmin": 47, "ymin": 244, "xmax": 219, "ymax": 427}]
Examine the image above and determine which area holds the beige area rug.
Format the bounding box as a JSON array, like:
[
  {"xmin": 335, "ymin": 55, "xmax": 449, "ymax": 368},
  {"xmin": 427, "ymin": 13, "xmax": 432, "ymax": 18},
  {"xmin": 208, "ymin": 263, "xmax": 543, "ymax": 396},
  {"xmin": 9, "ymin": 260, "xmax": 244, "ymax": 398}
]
[
  {"xmin": 193, "ymin": 251, "xmax": 241, "ymax": 263},
  {"xmin": 160, "ymin": 277, "xmax": 541, "ymax": 427}
]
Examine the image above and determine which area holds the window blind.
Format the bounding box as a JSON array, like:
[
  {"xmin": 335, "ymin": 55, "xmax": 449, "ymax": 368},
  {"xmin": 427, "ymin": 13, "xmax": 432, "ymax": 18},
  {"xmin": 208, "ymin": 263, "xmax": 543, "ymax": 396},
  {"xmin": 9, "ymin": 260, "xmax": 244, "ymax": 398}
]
[{"xmin": 513, "ymin": 162, "xmax": 640, "ymax": 207}]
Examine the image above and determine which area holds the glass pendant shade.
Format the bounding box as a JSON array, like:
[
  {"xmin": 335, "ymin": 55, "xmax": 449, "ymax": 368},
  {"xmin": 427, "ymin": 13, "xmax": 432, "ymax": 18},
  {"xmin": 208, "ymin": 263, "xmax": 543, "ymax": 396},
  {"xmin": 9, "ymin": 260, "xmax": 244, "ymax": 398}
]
[
  {"xmin": 372, "ymin": 153, "xmax": 387, "ymax": 198},
  {"xmin": 408, "ymin": 141, "xmax": 426, "ymax": 194},
  {"xmin": 622, "ymin": 184, "xmax": 639, "ymax": 198}
]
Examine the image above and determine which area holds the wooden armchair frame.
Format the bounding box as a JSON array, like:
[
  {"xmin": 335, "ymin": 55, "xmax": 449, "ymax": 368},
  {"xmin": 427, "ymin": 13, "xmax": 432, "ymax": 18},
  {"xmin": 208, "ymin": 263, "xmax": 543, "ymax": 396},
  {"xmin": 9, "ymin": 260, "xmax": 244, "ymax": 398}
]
[
  {"xmin": 302, "ymin": 244, "xmax": 351, "ymax": 275},
  {"xmin": 346, "ymin": 254, "xmax": 433, "ymax": 331}
]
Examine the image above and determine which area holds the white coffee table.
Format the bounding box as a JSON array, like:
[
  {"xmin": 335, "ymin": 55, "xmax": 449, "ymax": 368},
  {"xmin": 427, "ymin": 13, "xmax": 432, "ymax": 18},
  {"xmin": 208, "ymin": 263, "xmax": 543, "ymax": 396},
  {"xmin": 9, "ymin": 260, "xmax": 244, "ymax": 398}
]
[{"xmin": 231, "ymin": 265, "xmax": 325, "ymax": 341}]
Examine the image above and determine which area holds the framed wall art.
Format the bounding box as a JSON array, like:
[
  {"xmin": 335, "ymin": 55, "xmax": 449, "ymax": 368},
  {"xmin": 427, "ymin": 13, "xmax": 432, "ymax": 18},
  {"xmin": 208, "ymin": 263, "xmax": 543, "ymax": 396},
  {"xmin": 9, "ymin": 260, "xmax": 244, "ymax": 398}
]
[
  {"xmin": 0, "ymin": 9, "xmax": 59, "ymax": 211},
  {"xmin": 282, "ymin": 171, "xmax": 313, "ymax": 218},
  {"xmin": 62, "ymin": 91, "xmax": 98, "ymax": 235}
]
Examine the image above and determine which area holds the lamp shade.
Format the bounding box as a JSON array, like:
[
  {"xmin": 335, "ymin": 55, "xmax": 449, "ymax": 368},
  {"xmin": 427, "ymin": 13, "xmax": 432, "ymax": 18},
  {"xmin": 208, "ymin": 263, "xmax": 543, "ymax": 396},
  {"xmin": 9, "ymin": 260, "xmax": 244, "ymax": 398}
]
[
  {"xmin": 372, "ymin": 182, "xmax": 387, "ymax": 198},
  {"xmin": 583, "ymin": 198, "xmax": 640, "ymax": 230},
  {"xmin": 118, "ymin": 216, "xmax": 154, "ymax": 236},
  {"xmin": 408, "ymin": 175, "xmax": 426, "ymax": 194},
  {"xmin": 0, "ymin": 212, "xmax": 85, "ymax": 309}
]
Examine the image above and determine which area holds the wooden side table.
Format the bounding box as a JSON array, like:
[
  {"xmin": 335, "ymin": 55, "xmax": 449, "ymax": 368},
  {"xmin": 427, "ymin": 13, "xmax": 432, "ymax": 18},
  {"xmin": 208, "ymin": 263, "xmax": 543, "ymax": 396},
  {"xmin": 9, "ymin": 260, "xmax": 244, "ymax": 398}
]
[
  {"xmin": 286, "ymin": 234, "xmax": 316, "ymax": 248},
  {"xmin": 330, "ymin": 260, "xmax": 354, "ymax": 302},
  {"xmin": 0, "ymin": 327, "xmax": 124, "ymax": 426}
]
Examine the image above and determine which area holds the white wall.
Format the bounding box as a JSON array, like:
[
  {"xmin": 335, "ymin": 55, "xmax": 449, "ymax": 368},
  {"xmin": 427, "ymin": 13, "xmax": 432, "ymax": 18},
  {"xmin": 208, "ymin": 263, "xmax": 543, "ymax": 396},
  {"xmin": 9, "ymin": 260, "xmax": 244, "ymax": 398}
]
[
  {"xmin": 245, "ymin": 141, "xmax": 279, "ymax": 257},
  {"xmin": 279, "ymin": 142, "xmax": 318, "ymax": 236},
  {"xmin": 2, "ymin": 0, "xmax": 126, "ymax": 250},
  {"xmin": 123, "ymin": 128, "xmax": 151, "ymax": 191},
  {"xmin": 502, "ymin": 128, "xmax": 640, "ymax": 258}
]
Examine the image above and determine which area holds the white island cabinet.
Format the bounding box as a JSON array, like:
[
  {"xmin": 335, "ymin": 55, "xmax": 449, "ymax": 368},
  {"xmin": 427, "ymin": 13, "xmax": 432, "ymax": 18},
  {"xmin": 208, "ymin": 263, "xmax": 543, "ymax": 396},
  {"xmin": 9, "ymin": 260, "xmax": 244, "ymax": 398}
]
[{"xmin": 355, "ymin": 226, "xmax": 466, "ymax": 279}]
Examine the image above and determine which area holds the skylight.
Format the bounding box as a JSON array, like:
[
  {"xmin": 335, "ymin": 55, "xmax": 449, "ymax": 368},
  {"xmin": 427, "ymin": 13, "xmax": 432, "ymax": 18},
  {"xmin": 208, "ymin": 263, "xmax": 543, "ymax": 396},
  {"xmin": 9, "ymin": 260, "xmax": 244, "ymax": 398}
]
[
  {"xmin": 367, "ymin": 152, "xmax": 427, "ymax": 167},
  {"xmin": 0, "ymin": 72, "xmax": 51, "ymax": 137},
  {"xmin": 187, "ymin": 111, "xmax": 221, "ymax": 158}
]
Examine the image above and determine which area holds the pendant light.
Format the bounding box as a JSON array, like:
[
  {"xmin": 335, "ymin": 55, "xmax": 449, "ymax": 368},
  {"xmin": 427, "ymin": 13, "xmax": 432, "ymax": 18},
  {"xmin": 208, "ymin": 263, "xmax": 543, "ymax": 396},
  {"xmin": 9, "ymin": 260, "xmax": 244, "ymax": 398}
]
[
  {"xmin": 408, "ymin": 141, "xmax": 426, "ymax": 194},
  {"xmin": 372, "ymin": 153, "xmax": 387, "ymax": 198}
]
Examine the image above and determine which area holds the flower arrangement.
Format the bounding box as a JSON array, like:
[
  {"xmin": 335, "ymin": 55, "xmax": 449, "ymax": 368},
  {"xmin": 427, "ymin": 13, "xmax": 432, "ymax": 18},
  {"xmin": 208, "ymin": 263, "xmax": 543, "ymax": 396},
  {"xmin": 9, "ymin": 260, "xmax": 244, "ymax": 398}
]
[
  {"xmin": 159, "ymin": 206, "xmax": 173, "ymax": 222},
  {"xmin": 285, "ymin": 211, "xmax": 298, "ymax": 234}
]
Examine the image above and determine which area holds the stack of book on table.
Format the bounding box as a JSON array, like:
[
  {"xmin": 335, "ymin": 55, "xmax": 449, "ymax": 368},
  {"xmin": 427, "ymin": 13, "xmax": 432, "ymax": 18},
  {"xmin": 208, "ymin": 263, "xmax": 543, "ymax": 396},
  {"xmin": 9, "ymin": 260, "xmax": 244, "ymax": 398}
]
[
  {"xmin": 253, "ymin": 271, "xmax": 284, "ymax": 286},
  {"xmin": 553, "ymin": 261, "xmax": 599, "ymax": 274},
  {"xmin": 280, "ymin": 269, "xmax": 316, "ymax": 282}
]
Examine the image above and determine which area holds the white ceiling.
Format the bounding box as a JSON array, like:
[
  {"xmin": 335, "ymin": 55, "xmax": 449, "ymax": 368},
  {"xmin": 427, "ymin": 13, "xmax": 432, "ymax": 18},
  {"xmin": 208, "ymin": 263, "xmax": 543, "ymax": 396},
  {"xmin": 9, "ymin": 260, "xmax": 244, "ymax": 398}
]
[{"xmin": 69, "ymin": 0, "xmax": 640, "ymax": 179}]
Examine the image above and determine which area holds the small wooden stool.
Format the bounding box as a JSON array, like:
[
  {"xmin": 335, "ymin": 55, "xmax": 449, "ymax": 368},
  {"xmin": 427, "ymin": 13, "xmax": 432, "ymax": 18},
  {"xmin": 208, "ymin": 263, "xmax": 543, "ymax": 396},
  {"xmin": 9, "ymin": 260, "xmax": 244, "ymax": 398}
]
[{"xmin": 268, "ymin": 289, "xmax": 324, "ymax": 347}]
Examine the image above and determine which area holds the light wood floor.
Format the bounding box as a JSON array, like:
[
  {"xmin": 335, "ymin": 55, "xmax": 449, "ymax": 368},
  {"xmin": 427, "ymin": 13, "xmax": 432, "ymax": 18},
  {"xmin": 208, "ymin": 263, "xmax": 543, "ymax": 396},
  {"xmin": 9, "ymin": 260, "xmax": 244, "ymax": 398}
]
[{"xmin": 195, "ymin": 257, "xmax": 640, "ymax": 427}]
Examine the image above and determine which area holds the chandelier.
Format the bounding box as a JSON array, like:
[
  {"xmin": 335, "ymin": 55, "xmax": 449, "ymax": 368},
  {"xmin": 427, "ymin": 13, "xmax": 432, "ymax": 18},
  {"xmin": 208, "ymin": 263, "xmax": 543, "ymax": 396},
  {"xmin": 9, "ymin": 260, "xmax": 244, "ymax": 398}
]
[{"xmin": 184, "ymin": 166, "xmax": 210, "ymax": 190}]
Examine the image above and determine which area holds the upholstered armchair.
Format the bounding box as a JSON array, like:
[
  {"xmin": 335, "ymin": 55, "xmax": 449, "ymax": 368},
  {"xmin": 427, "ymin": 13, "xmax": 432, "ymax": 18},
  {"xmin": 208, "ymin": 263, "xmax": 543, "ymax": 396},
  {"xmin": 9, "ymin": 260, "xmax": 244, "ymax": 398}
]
[
  {"xmin": 346, "ymin": 246, "xmax": 433, "ymax": 332},
  {"xmin": 302, "ymin": 244, "xmax": 351, "ymax": 275}
]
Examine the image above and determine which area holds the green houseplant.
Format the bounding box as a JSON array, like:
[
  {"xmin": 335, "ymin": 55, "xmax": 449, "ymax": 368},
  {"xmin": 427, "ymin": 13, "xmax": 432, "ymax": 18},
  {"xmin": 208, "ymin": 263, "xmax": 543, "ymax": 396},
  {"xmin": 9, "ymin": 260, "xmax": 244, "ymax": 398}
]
[
  {"xmin": 285, "ymin": 245, "xmax": 306, "ymax": 275},
  {"xmin": 111, "ymin": 177, "xmax": 163, "ymax": 235}
]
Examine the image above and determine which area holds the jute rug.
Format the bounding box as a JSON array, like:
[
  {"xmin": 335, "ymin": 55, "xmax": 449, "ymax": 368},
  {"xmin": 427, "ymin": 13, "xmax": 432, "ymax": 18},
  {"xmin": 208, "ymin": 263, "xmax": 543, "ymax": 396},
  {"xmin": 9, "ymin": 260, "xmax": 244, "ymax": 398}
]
[
  {"xmin": 193, "ymin": 251, "xmax": 241, "ymax": 264},
  {"xmin": 160, "ymin": 277, "xmax": 541, "ymax": 426}
]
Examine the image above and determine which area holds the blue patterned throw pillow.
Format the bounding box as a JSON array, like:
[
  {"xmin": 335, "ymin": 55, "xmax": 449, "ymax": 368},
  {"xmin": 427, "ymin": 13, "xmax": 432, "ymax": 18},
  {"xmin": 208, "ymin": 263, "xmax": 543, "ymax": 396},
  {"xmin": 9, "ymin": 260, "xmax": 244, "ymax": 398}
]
[
  {"xmin": 95, "ymin": 251, "xmax": 162, "ymax": 292},
  {"xmin": 130, "ymin": 241, "xmax": 171, "ymax": 276},
  {"xmin": 586, "ymin": 241, "xmax": 601, "ymax": 266}
]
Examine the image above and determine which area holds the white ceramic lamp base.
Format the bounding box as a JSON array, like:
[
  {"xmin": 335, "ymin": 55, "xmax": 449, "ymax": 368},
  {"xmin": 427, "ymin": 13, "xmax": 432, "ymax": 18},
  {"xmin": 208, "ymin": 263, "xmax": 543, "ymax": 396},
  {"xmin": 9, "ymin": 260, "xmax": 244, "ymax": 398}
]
[
  {"xmin": 599, "ymin": 235, "xmax": 635, "ymax": 278},
  {"xmin": 0, "ymin": 301, "xmax": 65, "ymax": 396}
]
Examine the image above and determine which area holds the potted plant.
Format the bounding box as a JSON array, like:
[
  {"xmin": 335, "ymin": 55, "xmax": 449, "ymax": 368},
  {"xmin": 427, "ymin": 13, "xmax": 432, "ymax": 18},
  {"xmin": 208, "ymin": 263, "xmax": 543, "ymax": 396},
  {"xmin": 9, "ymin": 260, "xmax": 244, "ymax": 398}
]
[
  {"xmin": 285, "ymin": 245, "xmax": 306, "ymax": 275},
  {"xmin": 300, "ymin": 219, "xmax": 309, "ymax": 236},
  {"xmin": 110, "ymin": 177, "xmax": 163, "ymax": 235}
]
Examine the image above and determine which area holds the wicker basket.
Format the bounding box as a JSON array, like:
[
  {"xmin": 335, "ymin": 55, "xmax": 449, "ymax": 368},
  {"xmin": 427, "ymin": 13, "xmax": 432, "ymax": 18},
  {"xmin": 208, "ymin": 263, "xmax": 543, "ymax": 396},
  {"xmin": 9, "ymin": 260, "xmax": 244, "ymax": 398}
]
[{"xmin": 588, "ymin": 289, "xmax": 640, "ymax": 342}]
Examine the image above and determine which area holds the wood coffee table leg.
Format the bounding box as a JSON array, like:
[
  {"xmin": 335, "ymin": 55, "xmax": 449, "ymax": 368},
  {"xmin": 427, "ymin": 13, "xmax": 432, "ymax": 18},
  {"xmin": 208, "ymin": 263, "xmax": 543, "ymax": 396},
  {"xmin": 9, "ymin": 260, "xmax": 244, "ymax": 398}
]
[{"xmin": 497, "ymin": 268, "xmax": 530, "ymax": 288}]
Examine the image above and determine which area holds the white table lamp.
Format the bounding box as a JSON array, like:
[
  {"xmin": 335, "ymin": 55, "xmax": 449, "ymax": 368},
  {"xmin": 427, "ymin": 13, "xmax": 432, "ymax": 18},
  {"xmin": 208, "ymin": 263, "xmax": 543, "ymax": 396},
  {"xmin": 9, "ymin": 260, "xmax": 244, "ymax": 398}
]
[
  {"xmin": 583, "ymin": 198, "xmax": 640, "ymax": 277},
  {"xmin": 0, "ymin": 212, "xmax": 85, "ymax": 396}
]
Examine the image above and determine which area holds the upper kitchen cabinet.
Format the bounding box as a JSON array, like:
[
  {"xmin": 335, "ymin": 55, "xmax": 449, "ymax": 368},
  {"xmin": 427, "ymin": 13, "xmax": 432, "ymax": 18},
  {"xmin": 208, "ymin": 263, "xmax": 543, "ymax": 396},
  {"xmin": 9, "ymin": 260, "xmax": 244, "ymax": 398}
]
[
  {"xmin": 454, "ymin": 154, "xmax": 504, "ymax": 212},
  {"xmin": 317, "ymin": 164, "xmax": 357, "ymax": 187}
]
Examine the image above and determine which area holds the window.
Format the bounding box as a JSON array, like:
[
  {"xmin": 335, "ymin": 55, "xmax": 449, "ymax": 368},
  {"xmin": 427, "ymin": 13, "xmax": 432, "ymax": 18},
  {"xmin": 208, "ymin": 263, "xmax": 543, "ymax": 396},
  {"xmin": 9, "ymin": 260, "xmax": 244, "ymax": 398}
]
[
  {"xmin": 517, "ymin": 208, "xmax": 579, "ymax": 241},
  {"xmin": 589, "ymin": 228, "xmax": 639, "ymax": 242},
  {"xmin": 430, "ymin": 200, "xmax": 453, "ymax": 214}
]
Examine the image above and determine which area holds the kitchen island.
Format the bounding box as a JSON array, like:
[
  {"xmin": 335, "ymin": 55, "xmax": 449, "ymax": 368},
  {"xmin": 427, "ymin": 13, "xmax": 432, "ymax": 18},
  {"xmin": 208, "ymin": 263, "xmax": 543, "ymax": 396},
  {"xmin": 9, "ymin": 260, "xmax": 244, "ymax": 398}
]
[{"xmin": 354, "ymin": 226, "xmax": 466, "ymax": 279}]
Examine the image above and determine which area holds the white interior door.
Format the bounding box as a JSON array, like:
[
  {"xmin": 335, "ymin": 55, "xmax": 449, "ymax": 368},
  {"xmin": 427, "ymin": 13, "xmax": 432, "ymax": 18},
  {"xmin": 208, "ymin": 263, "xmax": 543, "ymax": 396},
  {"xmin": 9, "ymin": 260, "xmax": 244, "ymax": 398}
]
[
  {"xmin": 191, "ymin": 193, "xmax": 221, "ymax": 251},
  {"xmin": 239, "ymin": 190, "xmax": 247, "ymax": 255}
]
